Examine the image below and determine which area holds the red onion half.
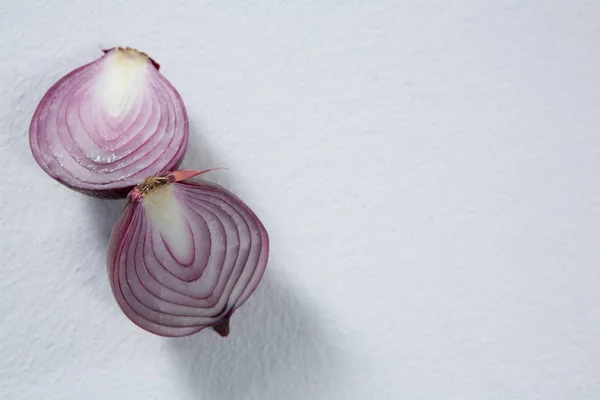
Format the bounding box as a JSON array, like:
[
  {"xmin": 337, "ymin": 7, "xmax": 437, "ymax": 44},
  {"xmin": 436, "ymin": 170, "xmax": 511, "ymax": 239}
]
[
  {"xmin": 108, "ymin": 170, "xmax": 269, "ymax": 337},
  {"xmin": 29, "ymin": 47, "xmax": 188, "ymax": 198}
]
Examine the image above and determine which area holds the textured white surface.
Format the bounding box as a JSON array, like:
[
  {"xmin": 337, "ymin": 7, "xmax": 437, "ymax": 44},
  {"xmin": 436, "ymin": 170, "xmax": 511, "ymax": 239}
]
[{"xmin": 1, "ymin": 1, "xmax": 600, "ymax": 399}]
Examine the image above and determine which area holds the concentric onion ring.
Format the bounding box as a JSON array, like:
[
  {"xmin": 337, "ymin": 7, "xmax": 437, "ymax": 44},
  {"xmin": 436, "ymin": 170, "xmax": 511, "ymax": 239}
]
[
  {"xmin": 108, "ymin": 170, "xmax": 269, "ymax": 337},
  {"xmin": 29, "ymin": 47, "xmax": 189, "ymax": 198}
]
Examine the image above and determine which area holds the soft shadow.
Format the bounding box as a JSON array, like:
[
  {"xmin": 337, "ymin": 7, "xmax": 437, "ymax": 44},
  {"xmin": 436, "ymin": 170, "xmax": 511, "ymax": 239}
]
[
  {"xmin": 78, "ymin": 196, "xmax": 127, "ymax": 305},
  {"xmin": 179, "ymin": 120, "xmax": 234, "ymax": 190},
  {"xmin": 85, "ymin": 196, "xmax": 127, "ymax": 242},
  {"xmin": 168, "ymin": 269, "xmax": 340, "ymax": 400}
]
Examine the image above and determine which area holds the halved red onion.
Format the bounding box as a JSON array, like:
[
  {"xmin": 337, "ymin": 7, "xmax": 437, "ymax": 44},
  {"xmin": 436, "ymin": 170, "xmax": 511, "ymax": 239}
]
[
  {"xmin": 29, "ymin": 47, "xmax": 188, "ymax": 198},
  {"xmin": 108, "ymin": 170, "xmax": 269, "ymax": 337}
]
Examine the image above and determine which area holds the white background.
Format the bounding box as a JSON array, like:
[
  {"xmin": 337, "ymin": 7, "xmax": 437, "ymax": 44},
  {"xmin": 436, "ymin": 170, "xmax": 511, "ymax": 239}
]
[{"xmin": 1, "ymin": 1, "xmax": 600, "ymax": 399}]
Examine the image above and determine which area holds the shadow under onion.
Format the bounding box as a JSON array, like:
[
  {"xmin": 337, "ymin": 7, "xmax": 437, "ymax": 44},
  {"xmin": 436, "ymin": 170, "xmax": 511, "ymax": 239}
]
[{"xmin": 168, "ymin": 270, "xmax": 340, "ymax": 400}]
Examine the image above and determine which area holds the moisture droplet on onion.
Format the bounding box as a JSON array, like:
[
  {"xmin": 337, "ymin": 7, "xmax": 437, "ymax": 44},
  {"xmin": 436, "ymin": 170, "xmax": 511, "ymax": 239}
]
[
  {"xmin": 108, "ymin": 170, "xmax": 269, "ymax": 337},
  {"xmin": 29, "ymin": 47, "xmax": 189, "ymax": 198}
]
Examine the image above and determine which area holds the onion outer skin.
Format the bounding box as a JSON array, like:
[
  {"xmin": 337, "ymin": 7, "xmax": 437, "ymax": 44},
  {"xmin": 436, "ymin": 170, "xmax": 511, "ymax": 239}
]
[
  {"xmin": 29, "ymin": 47, "xmax": 189, "ymax": 199},
  {"xmin": 108, "ymin": 171, "xmax": 269, "ymax": 337}
]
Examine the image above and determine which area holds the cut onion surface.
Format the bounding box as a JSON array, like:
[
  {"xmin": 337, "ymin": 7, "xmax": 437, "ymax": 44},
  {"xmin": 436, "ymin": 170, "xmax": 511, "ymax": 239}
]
[
  {"xmin": 29, "ymin": 47, "xmax": 189, "ymax": 198},
  {"xmin": 108, "ymin": 170, "xmax": 269, "ymax": 337}
]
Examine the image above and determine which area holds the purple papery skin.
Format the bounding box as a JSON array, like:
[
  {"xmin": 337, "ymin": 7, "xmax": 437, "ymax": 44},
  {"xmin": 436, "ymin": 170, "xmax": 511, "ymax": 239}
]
[
  {"xmin": 107, "ymin": 180, "xmax": 269, "ymax": 337},
  {"xmin": 29, "ymin": 48, "xmax": 189, "ymax": 199}
]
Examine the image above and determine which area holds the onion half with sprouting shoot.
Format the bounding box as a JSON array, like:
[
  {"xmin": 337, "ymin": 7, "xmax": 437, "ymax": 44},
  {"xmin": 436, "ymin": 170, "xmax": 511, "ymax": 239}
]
[{"xmin": 108, "ymin": 169, "xmax": 269, "ymax": 337}]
